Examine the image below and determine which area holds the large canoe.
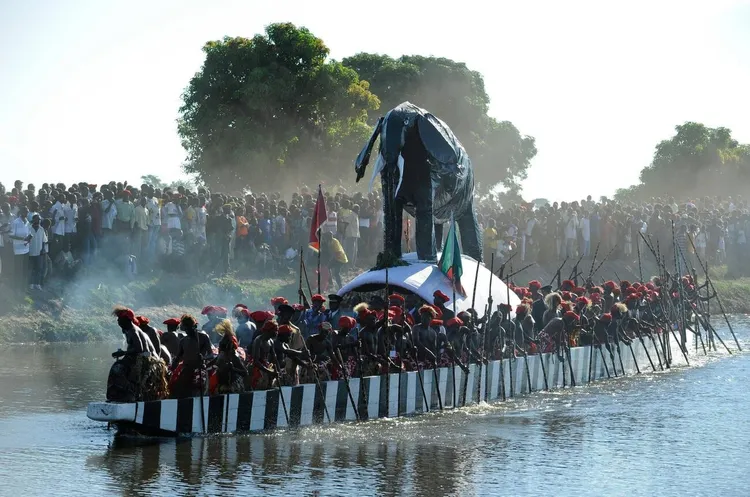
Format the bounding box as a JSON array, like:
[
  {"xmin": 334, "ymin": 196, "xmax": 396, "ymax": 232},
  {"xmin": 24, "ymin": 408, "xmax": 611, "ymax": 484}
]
[{"xmin": 87, "ymin": 333, "xmax": 687, "ymax": 436}]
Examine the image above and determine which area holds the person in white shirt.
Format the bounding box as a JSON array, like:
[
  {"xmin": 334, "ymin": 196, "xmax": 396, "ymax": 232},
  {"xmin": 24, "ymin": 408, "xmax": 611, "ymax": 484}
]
[
  {"xmin": 579, "ymin": 212, "xmax": 591, "ymax": 257},
  {"xmin": 564, "ymin": 209, "xmax": 579, "ymax": 258},
  {"xmin": 146, "ymin": 190, "xmax": 161, "ymax": 258},
  {"xmin": 63, "ymin": 193, "xmax": 78, "ymax": 252},
  {"xmin": 27, "ymin": 214, "xmax": 48, "ymax": 289},
  {"xmin": 50, "ymin": 194, "xmax": 67, "ymax": 255},
  {"xmin": 164, "ymin": 195, "xmax": 182, "ymax": 230},
  {"xmin": 9, "ymin": 207, "xmax": 32, "ymax": 288}
]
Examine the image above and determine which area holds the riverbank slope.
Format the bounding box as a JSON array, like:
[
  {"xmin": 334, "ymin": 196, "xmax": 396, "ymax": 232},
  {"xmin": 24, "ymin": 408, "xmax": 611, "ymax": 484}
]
[{"xmin": 0, "ymin": 260, "xmax": 747, "ymax": 344}]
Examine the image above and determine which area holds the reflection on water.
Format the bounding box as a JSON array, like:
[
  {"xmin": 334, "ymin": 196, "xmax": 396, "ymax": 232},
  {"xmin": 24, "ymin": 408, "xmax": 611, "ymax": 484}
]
[{"xmin": 1, "ymin": 319, "xmax": 750, "ymax": 496}]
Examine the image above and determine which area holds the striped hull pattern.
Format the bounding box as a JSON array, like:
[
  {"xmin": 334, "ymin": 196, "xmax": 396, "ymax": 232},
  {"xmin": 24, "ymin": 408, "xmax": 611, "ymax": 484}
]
[{"xmin": 87, "ymin": 335, "xmax": 686, "ymax": 435}]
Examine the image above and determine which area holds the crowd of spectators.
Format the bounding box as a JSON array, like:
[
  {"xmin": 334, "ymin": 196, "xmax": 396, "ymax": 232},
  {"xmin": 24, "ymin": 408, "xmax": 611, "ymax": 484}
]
[{"xmin": 1, "ymin": 178, "xmax": 747, "ymax": 295}]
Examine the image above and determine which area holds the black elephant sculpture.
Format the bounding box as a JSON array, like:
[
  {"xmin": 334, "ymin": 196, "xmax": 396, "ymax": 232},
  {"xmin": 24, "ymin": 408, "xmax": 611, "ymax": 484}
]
[{"xmin": 355, "ymin": 101, "xmax": 482, "ymax": 268}]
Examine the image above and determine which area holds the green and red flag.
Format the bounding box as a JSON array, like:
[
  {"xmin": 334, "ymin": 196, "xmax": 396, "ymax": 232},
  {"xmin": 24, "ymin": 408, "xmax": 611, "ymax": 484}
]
[{"xmin": 438, "ymin": 216, "xmax": 466, "ymax": 296}]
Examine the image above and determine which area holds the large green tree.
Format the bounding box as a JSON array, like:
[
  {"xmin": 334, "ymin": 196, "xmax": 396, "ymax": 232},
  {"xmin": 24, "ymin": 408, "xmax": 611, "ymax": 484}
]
[
  {"xmin": 342, "ymin": 53, "xmax": 537, "ymax": 192},
  {"xmin": 178, "ymin": 23, "xmax": 379, "ymax": 192},
  {"xmin": 615, "ymin": 122, "xmax": 750, "ymax": 201}
]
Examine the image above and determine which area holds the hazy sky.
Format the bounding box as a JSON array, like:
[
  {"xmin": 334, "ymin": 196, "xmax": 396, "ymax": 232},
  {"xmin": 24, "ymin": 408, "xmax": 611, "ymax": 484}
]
[{"xmin": 2, "ymin": 0, "xmax": 749, "ymax": 201}]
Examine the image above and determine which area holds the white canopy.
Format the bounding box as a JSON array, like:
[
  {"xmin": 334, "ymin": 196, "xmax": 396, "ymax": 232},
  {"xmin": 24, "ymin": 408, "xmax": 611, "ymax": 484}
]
[{"xmin": 337, "ymin": 252, "xmax": 521, "ymax": 318}]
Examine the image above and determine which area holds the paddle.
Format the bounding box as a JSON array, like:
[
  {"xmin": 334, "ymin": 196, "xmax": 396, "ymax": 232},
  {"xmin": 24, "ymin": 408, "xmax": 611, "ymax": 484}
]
[
  {"xmin": 271, "ymin": 347, "xmax": 290, "ymax": 426},
  {"xmin": 198, "ymin": 358, "xmax": 207, "ymax": 434},
  {"xmin": 335, "ymin": 349, "xmax": 360, "ymax": 421}
]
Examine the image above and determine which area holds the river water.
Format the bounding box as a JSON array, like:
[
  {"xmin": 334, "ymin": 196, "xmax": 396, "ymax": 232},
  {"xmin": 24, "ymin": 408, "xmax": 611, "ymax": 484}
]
[{"xmin": 1, "ymin": 319, "xmax": 749, "ymax": 497}]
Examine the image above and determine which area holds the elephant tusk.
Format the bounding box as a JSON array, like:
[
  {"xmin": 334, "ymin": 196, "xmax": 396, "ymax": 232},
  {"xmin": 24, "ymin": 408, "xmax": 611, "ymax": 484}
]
[{"xmin": 395, "ymin": 154, "xmax": 405, "ymax": 198}]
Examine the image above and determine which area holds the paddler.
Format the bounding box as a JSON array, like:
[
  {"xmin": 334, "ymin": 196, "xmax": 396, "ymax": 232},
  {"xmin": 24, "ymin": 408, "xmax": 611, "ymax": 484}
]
[
  {"xmin": 250, "ymin": 320, "xmax": 279, "ymax": 390},
  {"xmin": 211, "ymin": 319, "xmax": 248, "ymax": 394},
  {"xmin": 300, "ymin": 293, "xmax": 327, "ymax": 339},
  {"xmin": 303, "ymin": 322, "xmax": 335, "ymax": 382},
  {"xmin": 170, "ymin": 314, "xmax": 214, "ymax": 398},
  {"xmin": 160, "ymin": 318, "xmax": 183, "ymax": 358},
  {"xmin": 233, "ymin": 306, "xmax": 256, "ymax": 349},
  {"xmin": 432, "ymin": 290, "xmax": 454, "ymax": 322}
]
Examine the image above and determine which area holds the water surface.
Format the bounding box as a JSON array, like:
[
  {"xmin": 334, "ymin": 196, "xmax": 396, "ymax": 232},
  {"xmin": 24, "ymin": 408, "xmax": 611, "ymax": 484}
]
[{"xmin": 1, "ymin": 319, "xmax": 749, "ymax": 496}]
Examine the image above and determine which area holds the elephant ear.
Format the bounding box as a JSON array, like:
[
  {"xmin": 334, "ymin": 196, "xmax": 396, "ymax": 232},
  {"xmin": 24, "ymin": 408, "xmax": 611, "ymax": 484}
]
[{"xmin": 417, "ymin": 113, "xmax": 461, "ymax": 167}]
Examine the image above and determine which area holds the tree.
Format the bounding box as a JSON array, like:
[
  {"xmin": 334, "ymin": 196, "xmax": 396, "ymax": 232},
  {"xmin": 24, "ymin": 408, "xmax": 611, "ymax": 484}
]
[
  {"xmin": 140, "ymin": 174, "xmax": 166, "ymax": 189},
  {"xmin": 178, "ymin": 23, "xmax": 379, "ymax": 193},
  {"xmin": 615, "ymin": 122, "xmax": 750, "ymax": 201},
  {"xmin": 342, "ymin": 53, "xmax": 536, "ymax": 192}
]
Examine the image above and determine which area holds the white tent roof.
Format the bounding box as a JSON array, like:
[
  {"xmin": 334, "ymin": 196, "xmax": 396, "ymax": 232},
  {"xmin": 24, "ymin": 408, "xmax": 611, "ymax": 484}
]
[{"xmin": 337, "ymin": 252, "xmax": 521, "ymax": 319}]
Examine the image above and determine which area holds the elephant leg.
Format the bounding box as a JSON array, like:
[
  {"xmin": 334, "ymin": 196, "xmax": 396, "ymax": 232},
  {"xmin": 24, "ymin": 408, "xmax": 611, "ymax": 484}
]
[
  {"xmin": 415, "ymin": 199, "xmax": 437, "ymax": 262},
  {"xmin": 380, "ymin": 166, "xmax": 404, "ymax": 265},
  {"xmin": 457, "ymin": 199, "xmax": 483, "ymax": 263}
]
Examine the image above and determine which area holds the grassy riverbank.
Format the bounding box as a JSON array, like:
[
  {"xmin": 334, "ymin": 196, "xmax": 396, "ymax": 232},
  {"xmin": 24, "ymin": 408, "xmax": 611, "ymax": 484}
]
[
  {"xmin": 1, "ymin": 260, "xmax": 748, "ymax": 344},
  {"xmin": 0, "ymin": 273, "xmax": 295, "ymax": 344}
]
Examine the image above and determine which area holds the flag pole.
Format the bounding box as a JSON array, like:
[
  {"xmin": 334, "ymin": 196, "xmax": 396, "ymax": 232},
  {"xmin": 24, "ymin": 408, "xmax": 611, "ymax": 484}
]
[{"xmin": 317, "ymin": 184, "xmax": 322, "ymax": 294}]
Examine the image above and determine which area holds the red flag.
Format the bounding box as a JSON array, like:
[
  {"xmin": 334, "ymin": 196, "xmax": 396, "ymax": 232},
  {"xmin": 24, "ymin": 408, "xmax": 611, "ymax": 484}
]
[{"xmin": 309, "ymin": 185, "xmax": 327, "ymax": 250}]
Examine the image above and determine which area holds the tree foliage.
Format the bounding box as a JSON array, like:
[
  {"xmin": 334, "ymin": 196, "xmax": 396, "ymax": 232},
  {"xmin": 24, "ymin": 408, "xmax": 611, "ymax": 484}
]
[
  {"xmin": 342, "ymin": 53, "xmax": 536, "ymax": 192},
  {"xmin": 178, "ymin": 23, "xmax": 379, "ymax": 192},
  {"xmin": 178, "ymin": 23, "xmax": 535, "ymax": 193},
  {"xmin": 615, "ymin": 122, "xmax": 750, "ymax": 202},
  {"xmin": 140, "ymin": 174, "xmax": 166, "ymax": 189}
]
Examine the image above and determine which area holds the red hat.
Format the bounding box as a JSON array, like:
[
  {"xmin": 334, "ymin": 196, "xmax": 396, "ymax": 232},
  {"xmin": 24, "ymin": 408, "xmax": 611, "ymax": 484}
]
[
  {"xmin": 338, "ymin": 316, "xmax": 356, "ymax": 329},
  {"xmin": 261, "ymin": 320, "xmax": 278, "ymax": 333},
  {"xmin": 599, "ymin": 313, "xmax": 612, "ymax": 323},
  {"xmin": 645, "ymin": 282, "xmax": 656, "ymax": 290},
  {"xmin": 278, "ymin": 324, "xmax": 293, "ymax": 336},
  {"xmin": 446, "ymin": 317, "xmax": 463, "ymax": 327},
  {"xmin": 311, "ymin": 294, "xmax": 326, "ymax": 302},
  {"xmin": 114, "ymin": 307, "xmax": 136, "ymax": 323},
  {"xmin": 250, "ymin": 310, "xmax": 274, "ymax": 323},
  {"xmin": 238, "ymin": 308, "xmax": 252, "ymax": 319},
  {"xmin": 603, "ymin": 280, "xmax": 617, "ymax": 290},
  {"xmin": 135, "ymin": 315, "xmax": 150, "ymax": 327},
  {"xmin": 576, "ymin": 296, "xmax": 590, "ymax": 306},
  {"xmin": 271, "ymin": 297, "xmax": 289, "ymax": 305},
  {"xmin": 620, "ymin": 280, "xmax": 631, "ymax": 288},
  {"xmin": 574, "ymin": 286, "xmax": 586, "ymax": 296},
  {"xmin": 624, "ymin": 287, "xmax": 637, "ymax": 295},
  {"xmin": 213, "ymin": 306, "xmax": 227, "ymax": 316},
  {"xmin": 201, "ymin": 305, "xmax": 215, "ymax": 315},
  {"xmin": 563, "ymin": 311, "xmax": 580, "ymax": 321},
  {"xmin": 163, "ymin": 318, "xmax": 180, "ymax": 327},
  {"xmin": 430, "ymin": 319, "xmax": 444, "ymax": 327},
  {"xmin": 632, "ymin": 282, "xmax": 642, "ymax": 289},
  {"xmin": 292, "ymin": 304, "xmax": 304, "ymax": 311},
  {"xmin": 388, "ymin": 294, "xmax": 405, "ymax": 303},
  {"xmin": 433, "ymin": 290, "xmax": 450, "ymax": 302},
  {"xmin": 561, "ymin": 280, "xmax": 575, "ymax": 290},
  {"xmin": 561, "ymin": 291, "xmax": 572, "ymax": 301},
  {"xmin": 389, "ymin": 306, "xmax": 403, "ymax": 319},
  {"xmin": 515, "ymin": 304, "xmax": 529, "ymax": 316},
  {"xmin": 528, "ymin": 280, "xmax": 542, "ymax": 290},
  {"xmin": 234, "ymin": 303, "xmax": 248, "ymax": 310},
  {"xmin": 560, "ymin": 301, "xmax": 572, "ymax": 312},
  {"xmin": 120, "ymin": 190, "xmax": 132, "ymax": 198},
  {"xmin": 590, "ymin": 292, "xmax": 602, "ymax": 304}
]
